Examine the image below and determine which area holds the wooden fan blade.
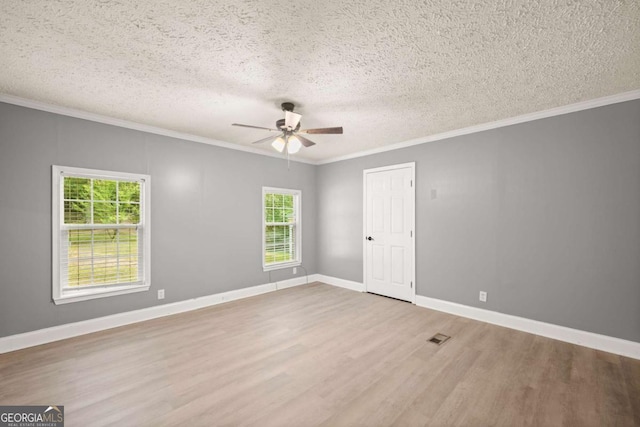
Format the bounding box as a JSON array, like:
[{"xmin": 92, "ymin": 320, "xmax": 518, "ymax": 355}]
[
  {"xmin": 232, "ymin": 123, "xmax": 279, "ymax": 132},
  {"xmin": 299, "ymin": 126, "xmax": 343, "ymax": 134},
  {"xmin": 251, "ymin": 135, "xmax": 280, "ymax": 145},
  {"xmin": 295, "ymin": 134, "xmax": 316, "ymax": 147},
  {"xmin": 285, "ymin": 111, "xmax": 302, "ymax": 130}
]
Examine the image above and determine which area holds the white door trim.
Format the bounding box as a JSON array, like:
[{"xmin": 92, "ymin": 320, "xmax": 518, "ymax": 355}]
[{"xmin": 363, "ymin": 162, "xmax": 416, "ymax": 303}]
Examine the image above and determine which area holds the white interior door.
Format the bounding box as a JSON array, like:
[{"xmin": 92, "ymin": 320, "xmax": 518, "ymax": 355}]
[{"xmin": 364, "ymin": 163, "xmax": 415, "ymax": 302}]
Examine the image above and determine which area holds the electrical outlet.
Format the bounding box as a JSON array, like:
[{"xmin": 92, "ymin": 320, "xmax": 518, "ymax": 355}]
[
  {"xmin": 293, "ymin": 267, "xmax": 297, "ymax": 275},
  {"xmin": 158, "ymin": 289, "xmax": 165, "ymax": 300},
  {"xmin": 430, "ymin": 189, "xmax": 438, "ymax": 200},
  {"xmin": 479, "ymin": 291, "xmax": 487, "ymax": 302}
]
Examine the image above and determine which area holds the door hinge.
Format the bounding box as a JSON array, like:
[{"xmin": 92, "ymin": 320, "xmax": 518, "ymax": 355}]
[
  {"xmin": 410, "ymin": 180, "xmax": 413, "ymax": 187},
  {"xmin": 411, "ymin": 281, "xmax": 413, "ymax": 288},
  {"xmin": 410, "ymin": 230, "xmax": 413, "ymax": 238}
]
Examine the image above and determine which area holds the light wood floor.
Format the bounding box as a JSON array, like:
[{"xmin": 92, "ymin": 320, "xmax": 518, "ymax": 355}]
[{"xmin": 1, "ymin": 282, "xmax": 639, "ymax": 426}]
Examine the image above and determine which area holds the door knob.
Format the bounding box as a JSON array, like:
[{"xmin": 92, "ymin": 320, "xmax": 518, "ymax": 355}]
[{"xmin": 366, "ymin": 236, "xmax": 374, "ymax": 241}]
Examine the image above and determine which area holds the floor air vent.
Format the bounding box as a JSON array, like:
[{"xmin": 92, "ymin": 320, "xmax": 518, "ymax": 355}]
[{"xmin": 428, "ymin": 333, "xmax": 451, "ymax": 345}]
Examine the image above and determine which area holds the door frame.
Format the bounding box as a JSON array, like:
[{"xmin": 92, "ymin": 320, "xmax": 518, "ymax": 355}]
[{"xmin": 362, "ymin": 162, "xmax": 416, "ymax": 304}]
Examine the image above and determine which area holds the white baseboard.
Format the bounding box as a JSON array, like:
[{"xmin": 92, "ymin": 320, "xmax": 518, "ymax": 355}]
[
  {"xmin": 0, "ymin": 278, "xmax": 311, "ymax": 354},
  {"xmin": 415, "ymin": 295, "xmax": 640, "ymax": 360},
  {"xmin": 311, "ymin": 276, "xmax": 639, "ymax": 359},
  {"xmin": 314, "ymin": 274, "xmax": 365, "ymax": 292},
  {"xmin": 4, "ymin": 276, "xmax": 637, "ymax": 360},
  {"xmin": 275, "ymin": 275, "xmax": 317, "ymax": 290}
]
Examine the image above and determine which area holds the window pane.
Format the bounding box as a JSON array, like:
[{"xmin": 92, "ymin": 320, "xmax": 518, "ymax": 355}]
[
  {"xmin": 65, "ymin": 228, "xmax": 139, "ymax": 287},
  {"xmin": 118, "ymin": 181, "xmax": 140, "ymax": 203},
  {"xmin": 265, "ymin": 225, "xmax": 294, "ymax": 264},
  {"xmin": 118, "ymin": 228, "xmax": 139, "ymax": 282},
  {"xmin": 118, "ymin": 202, "xmax": 140, "ymax": 224},
  {"xmin": 283, "ymin": 194, "xmax": 293, "ymax": 208},
  {"xmin": 64, "ymin": 200, "xmax": 90, "ymax": 224},
  {"xmin": 93, "ymin": 179, "xmax": 117, "ymax": 201},
  {"xmin": 285, "ymin": 208, "xmax": 294, "ymax": 223},
  {"xmin": 273, "ymin": 207, "xmax": 283, "ymax": 223},
  {"xmin": 63, "ymin": 178, "xmax": 141, "ymax": 225},
  {"xmin": 64, "ymin": 177, "xmax": 90, "ymax": 200},
  {"xmin": 67, "ymin": 230, "xmax": 93, "ymax": 287},
  {"xmin": 93, "ymin": 229, "xmax": 118, "ymax": 285},
  {"xmin": 68, "ymin": 229, "xmax": 92, "ymax": 256},
  {"xmin": 94, "ymin": 201, "xmax": 117, "ymax": 224}
]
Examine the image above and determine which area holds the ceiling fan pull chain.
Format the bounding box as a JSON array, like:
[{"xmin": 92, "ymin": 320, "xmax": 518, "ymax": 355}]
[{"xmin": 286, "ymin": 134, "xmax": 291, "ymax": 170}]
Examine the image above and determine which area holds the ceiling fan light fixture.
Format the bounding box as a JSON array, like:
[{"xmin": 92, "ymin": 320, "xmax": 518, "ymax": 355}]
[
  {"xmin": 287, "ymin": 135, "xmax": 302, "ymax": 154},
  {"xmin": 272, "ymin": 137, "xmax": 286, "ymax": 152}
]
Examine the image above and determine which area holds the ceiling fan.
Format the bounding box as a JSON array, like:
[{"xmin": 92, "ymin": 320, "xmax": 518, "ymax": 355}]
[{"xmin": 232, "ymin": 102, "xmax": 343, "ymax": 155}]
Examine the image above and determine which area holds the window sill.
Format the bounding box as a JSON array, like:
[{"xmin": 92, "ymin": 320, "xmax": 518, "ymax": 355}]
[
  {"xmin": 53, "ymin": 283, "xmax": 150, "ymax": 305},
  {"xmin": 263, "ymin": 261, "xmax": 301, "ymax": 272}
]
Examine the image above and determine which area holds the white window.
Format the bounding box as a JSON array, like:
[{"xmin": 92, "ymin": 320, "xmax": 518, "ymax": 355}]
[
  {"xmin": 262, "ymin": 187, "xmax": 301, "ymax": 271},
  {"xmin": 52, "ymin": 166, "xmax": 150, "ymax": 304}
]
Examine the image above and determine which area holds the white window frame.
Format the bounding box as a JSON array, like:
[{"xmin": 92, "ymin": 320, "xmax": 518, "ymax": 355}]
[
  {"xmin": 52, "ymin": 165, "xmax": 151, "ymax": 304},
  {"xmin": 262, "ymin": 187, "xmax": 302, "ymax": 272}
]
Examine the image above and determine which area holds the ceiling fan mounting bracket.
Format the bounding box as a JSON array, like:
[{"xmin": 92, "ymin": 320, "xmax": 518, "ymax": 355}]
[{"xmin": 281, "ymin": 102, "xmax": 295, "ymax": 112}]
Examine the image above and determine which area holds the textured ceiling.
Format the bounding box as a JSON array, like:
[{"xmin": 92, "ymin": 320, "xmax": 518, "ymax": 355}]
[{"xmin": 1, "ymin": 0, "xmax": 639, "ymax": 161}]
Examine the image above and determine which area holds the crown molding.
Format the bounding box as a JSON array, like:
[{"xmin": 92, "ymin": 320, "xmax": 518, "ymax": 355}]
[
  {"xmin": 0, "ymin": 94, "xmax": 316, "ymax": 165},
  {"xmin": 2, "ymin": 89, "xmax": 639, "ymax": 166},
  {"xmin": 316, "ymin": 89, "xmax": 640, "ymax": 165}
]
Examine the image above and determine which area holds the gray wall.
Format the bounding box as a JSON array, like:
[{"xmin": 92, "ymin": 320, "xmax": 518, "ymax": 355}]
[
  {"xmin": 2, "ymin": 99, "xmax": 639, "ymax": 344},
  {"xmin": 317, "ymin": 100, "xmax": 640, "ymax": 343},
  {"xmin": 0, "ymin": 102, "xmax": 317, "ymax": 337}
]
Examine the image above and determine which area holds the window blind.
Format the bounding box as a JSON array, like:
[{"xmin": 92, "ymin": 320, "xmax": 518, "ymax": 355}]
[
  {"xmin": 263, "ymin": 190, "xmax": 300, "ymax": 268},
  {"xmin": 60, "ymin": 175, "xmax": 144, "ymax": 288}
]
